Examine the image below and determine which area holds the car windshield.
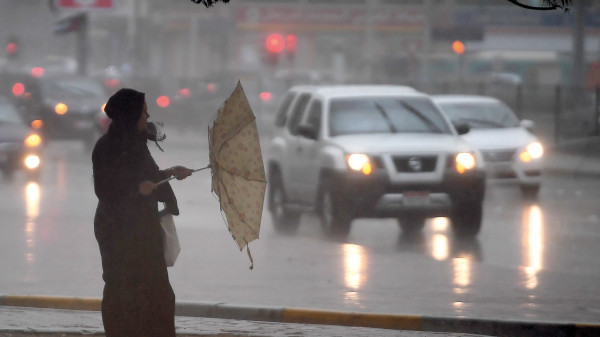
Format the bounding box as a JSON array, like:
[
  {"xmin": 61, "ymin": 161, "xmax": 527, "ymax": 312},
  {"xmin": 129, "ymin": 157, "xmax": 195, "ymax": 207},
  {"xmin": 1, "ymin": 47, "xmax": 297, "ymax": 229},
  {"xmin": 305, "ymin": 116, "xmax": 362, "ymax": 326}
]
[
  {"xmin": 41, "ymin": 78, "xmax": 105, "ymax": 98},
  {"xmin": 329, "ymin": 96, "xmax": 452, "ymax": 136},
  {"xmin": 437, "ymin": 101, "xmax": 520, "ymax": 129},
  {"xmin": 0, "ymin": 102, "xmax": 23, "ymax": 124}
]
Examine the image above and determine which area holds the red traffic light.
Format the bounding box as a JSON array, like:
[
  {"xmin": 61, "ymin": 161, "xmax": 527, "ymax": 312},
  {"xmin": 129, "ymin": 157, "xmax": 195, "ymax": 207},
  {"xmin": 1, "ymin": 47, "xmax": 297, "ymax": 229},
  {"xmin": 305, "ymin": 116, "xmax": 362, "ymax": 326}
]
[
  {"xmin": 286, "ymin": 34, "xmax": 297, "ymax": 52},
  {"xmin": 156, "ymin": 95, "xmax": 170, "ymax": 108},
  {"xmin": 265, "ymin": 34, "xmax": 285, "ymax": 53}
]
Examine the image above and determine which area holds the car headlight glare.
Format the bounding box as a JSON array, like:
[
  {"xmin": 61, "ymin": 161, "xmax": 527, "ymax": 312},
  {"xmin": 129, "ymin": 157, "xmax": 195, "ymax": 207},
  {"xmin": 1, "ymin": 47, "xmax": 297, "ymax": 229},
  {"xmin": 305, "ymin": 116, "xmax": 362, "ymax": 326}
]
[
  {"xmin": 520, "ymin": 142, "xmax": 544, "ymax": 162},
  {"xmin": 455, "ymin": 152, "xmax": 476, "ymax": 174},
  {"xmin": 347, "ymin": 154, "xmax": 372, "ymax": 175},
  {"xmin": 24, "ymin": 155, "xmax": 40, "ymax": 169},
  {"xmin": 25, "ymin": 134, "xmax": 42, "ymax": 147},
  {"xmin": 55, "ymin": 102, "xmax": 68, "ymax": 115}
]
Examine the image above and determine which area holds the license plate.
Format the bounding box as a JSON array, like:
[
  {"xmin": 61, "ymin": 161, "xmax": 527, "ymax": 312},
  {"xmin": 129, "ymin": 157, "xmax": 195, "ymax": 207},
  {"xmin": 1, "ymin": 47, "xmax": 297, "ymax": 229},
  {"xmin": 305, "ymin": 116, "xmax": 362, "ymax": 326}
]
[{"xmin": 402, "ymin": 191, "xmax": 430, "ymax": 207}]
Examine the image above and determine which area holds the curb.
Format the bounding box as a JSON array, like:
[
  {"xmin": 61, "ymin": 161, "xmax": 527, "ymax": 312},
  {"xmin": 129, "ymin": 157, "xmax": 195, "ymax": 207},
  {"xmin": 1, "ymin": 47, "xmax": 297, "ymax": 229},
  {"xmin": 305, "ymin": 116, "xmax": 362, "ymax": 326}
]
[{"xmin": 1, "ymin": 295, "xmax": 599, "ymax": 337}]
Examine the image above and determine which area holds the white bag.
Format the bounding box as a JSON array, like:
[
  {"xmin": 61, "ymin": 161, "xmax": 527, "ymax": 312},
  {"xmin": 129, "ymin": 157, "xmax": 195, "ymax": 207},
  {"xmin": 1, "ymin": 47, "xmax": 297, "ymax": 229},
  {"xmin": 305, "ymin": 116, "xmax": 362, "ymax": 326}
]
[{"xmin": 160, "ymin": 213, "xmax": 180, "ymax": 267}]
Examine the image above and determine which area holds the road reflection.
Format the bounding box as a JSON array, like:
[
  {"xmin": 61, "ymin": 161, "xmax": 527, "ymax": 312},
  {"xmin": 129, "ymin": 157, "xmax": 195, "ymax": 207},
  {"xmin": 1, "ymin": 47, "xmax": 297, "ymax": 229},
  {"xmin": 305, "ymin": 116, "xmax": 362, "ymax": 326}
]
[
  {"xmin": 24, "ymin": 182, "xmax": 40, "ymax": 279},
  {"xmin": 521, "ymin": 204, "xmax": 544, "ymax": 289},
  {"xmin": 342, "ymin": 243, "xmax": 366, "ymax": 307}
]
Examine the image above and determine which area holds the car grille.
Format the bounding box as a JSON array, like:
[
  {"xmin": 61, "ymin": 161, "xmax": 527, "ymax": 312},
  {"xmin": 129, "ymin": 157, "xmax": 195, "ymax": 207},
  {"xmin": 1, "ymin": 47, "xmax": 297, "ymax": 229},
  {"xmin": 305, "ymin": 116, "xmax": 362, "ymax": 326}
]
[
  {"xmin": 482, "ymin": 149, "xmax": 516, "ymax": 163},
  {"xmin": 392, "ymin": 156, "xmax": 437, "ymax": 173}
]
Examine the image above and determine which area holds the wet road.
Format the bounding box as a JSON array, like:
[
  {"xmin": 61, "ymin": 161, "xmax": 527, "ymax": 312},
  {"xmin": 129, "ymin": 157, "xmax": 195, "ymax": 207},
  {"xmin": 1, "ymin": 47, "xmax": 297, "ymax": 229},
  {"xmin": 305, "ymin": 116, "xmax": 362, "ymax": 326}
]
[{"xmin": 1, "ymin": 132, "xmax": 599, "ymax": 325}]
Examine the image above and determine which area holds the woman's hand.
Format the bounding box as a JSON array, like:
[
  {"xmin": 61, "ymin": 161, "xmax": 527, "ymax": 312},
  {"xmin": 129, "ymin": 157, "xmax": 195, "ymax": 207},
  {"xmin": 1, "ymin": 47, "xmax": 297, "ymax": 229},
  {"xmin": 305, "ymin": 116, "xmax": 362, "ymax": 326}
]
[
  {"xmin": 168, "ymin": 166, "xmax": 193, "ymax": 180},
  {"xmin": 139, "ymin": 180, "xmax": 157, "ymax": 196}
]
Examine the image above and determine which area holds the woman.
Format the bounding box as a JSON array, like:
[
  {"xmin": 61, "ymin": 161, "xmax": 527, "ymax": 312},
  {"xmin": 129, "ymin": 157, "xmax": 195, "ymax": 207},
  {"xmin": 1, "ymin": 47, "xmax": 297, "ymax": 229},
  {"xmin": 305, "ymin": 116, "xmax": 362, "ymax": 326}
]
[{"xmin": 92, "ymin": 88, "xmax": 192, "ymax": 336}]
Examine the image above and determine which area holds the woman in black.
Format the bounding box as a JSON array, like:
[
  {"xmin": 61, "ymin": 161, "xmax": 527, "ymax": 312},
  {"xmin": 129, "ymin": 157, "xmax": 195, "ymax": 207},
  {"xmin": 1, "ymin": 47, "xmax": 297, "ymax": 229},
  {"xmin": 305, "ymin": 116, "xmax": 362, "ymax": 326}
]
[{"xmin": 92, "ymin": 88, "xmax": 192, "ymax": 336}]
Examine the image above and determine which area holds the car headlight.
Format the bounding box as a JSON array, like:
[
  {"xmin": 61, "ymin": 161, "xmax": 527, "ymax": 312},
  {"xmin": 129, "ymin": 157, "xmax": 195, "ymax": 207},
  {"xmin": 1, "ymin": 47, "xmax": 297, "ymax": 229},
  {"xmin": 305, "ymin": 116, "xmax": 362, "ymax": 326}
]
[
  {"xmin": 455, "ymin": 152, "xmax": 476, "ymax": 174},
  {"xmin": 346, "ymin": 154, "xmax": 372, "ymax": 175},
  {"xmin": 24, "ymin": 155, "xmax": 40, "ymax": 169},
  {"xmin": 25, "ymin": 134, "xmax": 42, "ymax": 147},
  {"xmin": 520, "ymin": 142, "xmax": 544, "ymax": 162},
  {"xmin": 55, "ymin": 102, "xmax": 68, "ymax": 115}
]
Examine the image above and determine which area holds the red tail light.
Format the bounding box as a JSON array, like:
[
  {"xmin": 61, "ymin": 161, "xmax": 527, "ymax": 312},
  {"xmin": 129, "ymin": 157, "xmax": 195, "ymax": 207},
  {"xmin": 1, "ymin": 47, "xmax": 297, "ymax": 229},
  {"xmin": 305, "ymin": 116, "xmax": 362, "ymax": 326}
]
[
  {"xmin": 259, "ymin": 92, "xmax": 273, "ymax": 102},
  {"xmin": 12, "ymin": 82, "xmax": 25, "ymax": 96}
]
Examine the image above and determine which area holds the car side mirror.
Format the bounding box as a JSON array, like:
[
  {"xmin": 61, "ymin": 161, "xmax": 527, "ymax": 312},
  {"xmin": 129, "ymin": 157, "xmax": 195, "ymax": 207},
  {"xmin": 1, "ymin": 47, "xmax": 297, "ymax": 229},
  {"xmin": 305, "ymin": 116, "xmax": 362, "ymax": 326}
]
[
  {"xmin": 454, "ymin": 122, "xmax": 470, "ymax": 135},
  {"xmin": 297, "ymin": 123, "xmax": 318, "ymax": 140},
  {"xmin": 520, "ymin": 119, "xmax": 535, "ymax": 130}
]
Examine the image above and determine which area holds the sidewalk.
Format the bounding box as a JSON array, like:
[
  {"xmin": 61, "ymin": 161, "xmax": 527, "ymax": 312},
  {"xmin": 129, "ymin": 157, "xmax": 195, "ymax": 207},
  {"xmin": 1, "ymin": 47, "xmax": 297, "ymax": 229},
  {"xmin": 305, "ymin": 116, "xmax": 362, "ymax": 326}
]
[
  {"xmin": 2, "ymin": 295, "xmax": 600, "ymax": 337},
  {"xmin": 543, "ymin": 136, "xmax": 600, "ymax": 177}
]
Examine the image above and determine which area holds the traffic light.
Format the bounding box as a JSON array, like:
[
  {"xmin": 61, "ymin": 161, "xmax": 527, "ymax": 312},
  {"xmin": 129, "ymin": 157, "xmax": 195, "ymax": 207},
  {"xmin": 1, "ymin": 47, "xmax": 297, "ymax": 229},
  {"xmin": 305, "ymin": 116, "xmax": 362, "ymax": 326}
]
[
  {"xmin": 265, "ymin": 34, "xmax": 285, "ymax": 53},
  {"xmin": 264, "ymin": 34, "xmax": 284, "ymax": 67},
  {"xmin": 5, "ymin": 36, "xmax": 19, "ymax": 61}
]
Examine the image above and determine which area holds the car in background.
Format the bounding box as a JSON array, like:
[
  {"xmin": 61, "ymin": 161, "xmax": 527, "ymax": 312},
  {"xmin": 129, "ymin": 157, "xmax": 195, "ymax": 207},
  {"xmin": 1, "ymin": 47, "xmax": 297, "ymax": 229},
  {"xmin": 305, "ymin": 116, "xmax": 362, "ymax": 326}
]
[
  {"xmin": 433, "ymin": 95, "xmax": 543, "ymax": 197},
  {"xmin": 267, "ymin": 85, "xmax": 486, "ymax": 238},
  {"xmin": 4, "ymin": 72, "xmax": 107, "ymax": 149},
  {"xmin": 0, "ymin": 96, "xmax": 42, "ymax": 180}
]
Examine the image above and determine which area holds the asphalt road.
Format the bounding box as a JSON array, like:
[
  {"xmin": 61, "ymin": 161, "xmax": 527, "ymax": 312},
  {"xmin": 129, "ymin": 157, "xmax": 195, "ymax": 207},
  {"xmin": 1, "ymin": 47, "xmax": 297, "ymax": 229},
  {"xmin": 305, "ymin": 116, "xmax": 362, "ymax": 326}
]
[{"xmin": 0, "ymin": 132, "xmax": 599, "ymax": 326}]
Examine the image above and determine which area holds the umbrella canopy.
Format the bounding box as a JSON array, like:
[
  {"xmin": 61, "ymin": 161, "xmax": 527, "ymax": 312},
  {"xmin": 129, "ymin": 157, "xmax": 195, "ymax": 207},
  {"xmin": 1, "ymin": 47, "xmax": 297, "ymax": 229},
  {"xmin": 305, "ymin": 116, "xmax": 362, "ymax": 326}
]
[{"xmin": 208, "ymin": 81, "xmax": 266, "ymax": 269}]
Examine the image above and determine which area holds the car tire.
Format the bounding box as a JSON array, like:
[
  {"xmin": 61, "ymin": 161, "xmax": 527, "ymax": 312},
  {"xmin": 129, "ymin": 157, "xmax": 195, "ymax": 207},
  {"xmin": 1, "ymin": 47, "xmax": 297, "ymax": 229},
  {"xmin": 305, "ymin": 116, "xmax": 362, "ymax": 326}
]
[
  {"xmin": 450, "ymin": 201, "xmax": 482, "ymax": 238},
  {"xmin": 268, "ymin": 171, "xmax": 300, "ymax": 234},
  {"xmin": 520, "ymin": 184, "xmax": 540, "ymax": 198},
  {"xmin": 397, "ymin": 216, "xmax": 426, "ymax": 235},
  {"xmin": 318, "ymin": 184, "xmax": 351, "ymax": 238}
]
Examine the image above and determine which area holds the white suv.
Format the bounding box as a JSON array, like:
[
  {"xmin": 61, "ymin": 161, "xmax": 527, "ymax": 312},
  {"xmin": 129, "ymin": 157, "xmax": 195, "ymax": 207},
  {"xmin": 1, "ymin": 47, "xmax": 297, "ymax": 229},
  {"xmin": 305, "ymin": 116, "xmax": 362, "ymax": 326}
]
[{"xmin": 267, "ymin": 85, "xmax": 486, "ymax": 238}]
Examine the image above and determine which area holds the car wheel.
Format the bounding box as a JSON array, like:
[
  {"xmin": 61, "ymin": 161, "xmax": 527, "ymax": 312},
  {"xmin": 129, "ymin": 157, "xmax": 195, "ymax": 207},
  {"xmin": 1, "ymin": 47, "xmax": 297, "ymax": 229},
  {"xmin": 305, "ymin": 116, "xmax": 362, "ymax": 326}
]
[
  {"xmin": 450, "ymin": 201, "xmax": 482, "ymax": 238},
  {"xmin": 318, "ymin": 184, "xmax": 351, "ymax": 238},
  {"xmin": 520, "ymin": 184, "xmax": 540, "ymax": 198},
  {"xmin": 268, "ymin": 171, "xmax": 300, "ymax": 234},
  {"xmin": 397, "ymin": 216, "xmax": 426, "ymax": 236}
]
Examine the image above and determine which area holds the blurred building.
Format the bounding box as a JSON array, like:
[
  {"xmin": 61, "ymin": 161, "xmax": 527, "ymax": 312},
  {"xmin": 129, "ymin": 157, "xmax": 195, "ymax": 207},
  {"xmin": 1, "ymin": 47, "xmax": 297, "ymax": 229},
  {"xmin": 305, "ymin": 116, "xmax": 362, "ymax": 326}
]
[{"xmin": 1, "ymin": 0, "xmax": 600, "ymax": 89}]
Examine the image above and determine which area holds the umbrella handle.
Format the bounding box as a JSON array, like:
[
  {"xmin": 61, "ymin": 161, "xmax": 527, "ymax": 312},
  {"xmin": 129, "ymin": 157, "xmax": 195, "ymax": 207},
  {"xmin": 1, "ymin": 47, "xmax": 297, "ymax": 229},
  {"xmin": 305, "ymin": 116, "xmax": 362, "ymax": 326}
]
[{"xmin": 156, "ymin": 166, "xmax": 210, "ymax": 185}]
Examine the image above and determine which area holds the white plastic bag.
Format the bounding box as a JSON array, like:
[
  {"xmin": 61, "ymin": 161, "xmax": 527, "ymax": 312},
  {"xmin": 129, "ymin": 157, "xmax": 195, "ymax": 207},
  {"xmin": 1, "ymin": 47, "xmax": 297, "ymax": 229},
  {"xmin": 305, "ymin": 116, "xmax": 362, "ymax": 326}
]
[{"xmin": 160, "ymin": 213, "xmax": 180, "ymax": 267}]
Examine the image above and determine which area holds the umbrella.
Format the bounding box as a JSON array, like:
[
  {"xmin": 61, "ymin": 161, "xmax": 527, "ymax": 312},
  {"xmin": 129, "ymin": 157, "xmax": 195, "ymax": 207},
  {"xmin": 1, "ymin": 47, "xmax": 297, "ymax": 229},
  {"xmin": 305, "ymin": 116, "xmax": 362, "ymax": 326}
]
[
  {"xmin": 161, "ymin": 80, "xmax": 266, "ymax": 270},
  {"xmin": 208, "ymin": 80, "xmax": 266, "ymax": 270}
]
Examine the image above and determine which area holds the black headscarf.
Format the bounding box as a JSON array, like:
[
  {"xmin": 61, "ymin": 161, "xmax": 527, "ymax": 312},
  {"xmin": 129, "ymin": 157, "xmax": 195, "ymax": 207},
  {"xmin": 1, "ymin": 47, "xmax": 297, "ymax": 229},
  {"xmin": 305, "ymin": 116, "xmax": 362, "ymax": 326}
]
[
  {"xmin": 105, "ymin": 88, "xmax": 145, "ymax": 130},
  {"xmin": 105, "ymin": 88, "xmax": 166, "ymax": 150}
]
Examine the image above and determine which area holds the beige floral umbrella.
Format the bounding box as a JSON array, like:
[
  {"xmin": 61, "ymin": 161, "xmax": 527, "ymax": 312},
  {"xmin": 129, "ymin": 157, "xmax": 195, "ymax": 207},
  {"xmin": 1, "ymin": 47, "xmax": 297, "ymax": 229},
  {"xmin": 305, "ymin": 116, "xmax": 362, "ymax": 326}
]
[{"xmin": 208, "ymin": 81, "xmax": 266, "ymax": 270}]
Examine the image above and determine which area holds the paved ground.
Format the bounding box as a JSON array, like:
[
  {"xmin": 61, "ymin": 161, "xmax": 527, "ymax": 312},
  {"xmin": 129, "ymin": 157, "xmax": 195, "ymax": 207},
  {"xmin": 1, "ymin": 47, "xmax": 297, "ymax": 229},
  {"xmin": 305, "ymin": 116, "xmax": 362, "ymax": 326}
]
[
  {"xmin": 1, "ymin": 137, "xmax": 599, "ymax": 337},
  {"xmin": 0, "ymin": 305, "xmax": 489, "ymax": 337}
]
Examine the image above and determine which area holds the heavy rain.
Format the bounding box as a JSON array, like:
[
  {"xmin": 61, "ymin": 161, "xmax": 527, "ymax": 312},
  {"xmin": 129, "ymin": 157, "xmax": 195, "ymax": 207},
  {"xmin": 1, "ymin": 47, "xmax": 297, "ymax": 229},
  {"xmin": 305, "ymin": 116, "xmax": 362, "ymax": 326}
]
[{"xmin": 1, "ymin": 1, "xmax": 599, "ymax": 336}]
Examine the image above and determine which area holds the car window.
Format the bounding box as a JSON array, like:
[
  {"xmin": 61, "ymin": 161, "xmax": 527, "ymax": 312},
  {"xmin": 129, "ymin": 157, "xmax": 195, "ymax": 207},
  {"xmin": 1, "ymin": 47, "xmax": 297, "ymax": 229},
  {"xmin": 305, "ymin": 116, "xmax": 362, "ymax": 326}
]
[
  {"xmin": 0, "ymin": 102, "xmax": 22, "ymax": 124},
  {"xmin": 274, "ymin": 92, "xmax": 295, "ymax": 127},
  {"xmin": 41, "ymin": 78, "xmax": 105, "ymax": 98},
  {"xmin": 287, "ymin": 93, "xmax": 311, "ymax": 135},
  {"xmin": 305, "ymin": 99, "xmax": 323, "ymax": 136},
  {"xmin": 437, "ymin": 101, "xmax": 520, "ymax": 128},
  {"xmin": 329, "ymin": 96, "xmax": 451, "ymax": 137}
]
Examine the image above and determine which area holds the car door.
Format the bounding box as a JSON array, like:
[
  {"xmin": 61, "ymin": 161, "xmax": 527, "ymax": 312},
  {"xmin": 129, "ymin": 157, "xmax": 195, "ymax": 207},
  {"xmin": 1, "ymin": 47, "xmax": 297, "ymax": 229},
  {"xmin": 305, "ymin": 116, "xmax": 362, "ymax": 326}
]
[
  {"xmin": 295, "ymin": 98, "xmax": 323, "ymax": 204},
  {"xmin": 283, "ymin": 92, "xmax": 312, "ymax": 202}
]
